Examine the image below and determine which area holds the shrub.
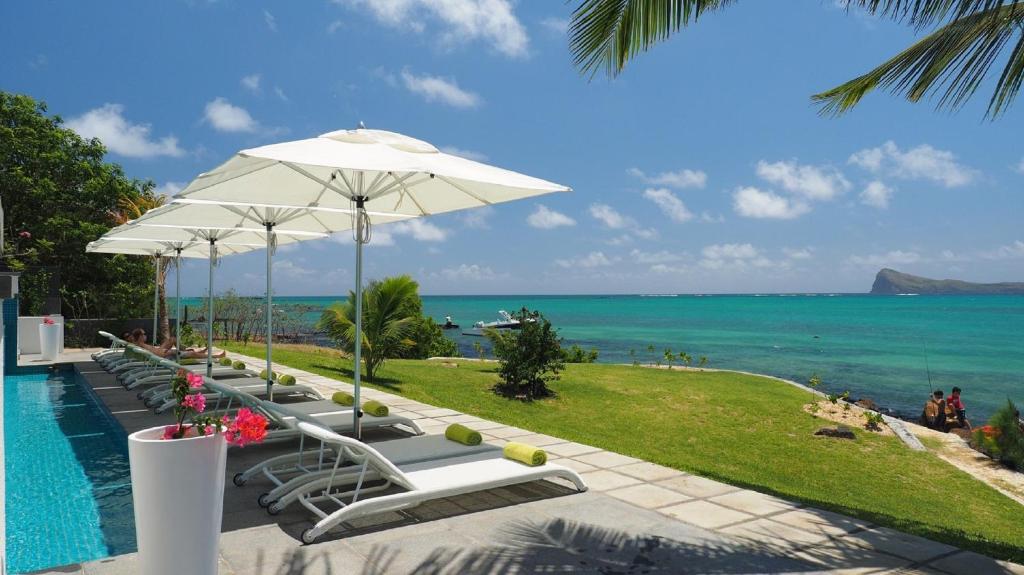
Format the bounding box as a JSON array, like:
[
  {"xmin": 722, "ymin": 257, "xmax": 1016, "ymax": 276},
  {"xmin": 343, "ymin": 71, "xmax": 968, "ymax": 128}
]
[
  {"xmin": 487, "ymin": 308, "xmax": 563, "ymax": 400},
  {"xmin": 864, "ymin": 411, "xmax": 885, "ymax": 431},
  {"xmin": 972, "ymin": 400, "xmax": 1024, "ymax": 470},
  {"xmin": 561, "ymin": 344, "xmax": 598, "ymax": 363}
]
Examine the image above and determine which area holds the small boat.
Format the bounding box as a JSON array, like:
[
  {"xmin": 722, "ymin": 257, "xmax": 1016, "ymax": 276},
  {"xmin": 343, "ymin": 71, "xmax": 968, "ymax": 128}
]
[
  {"xmin": 441, "ymin": 316, "xmax": 460, "ymax": 330},
  {"xmin": 462, "ymin": 310, "xmax": 523, "ymax": 336}
]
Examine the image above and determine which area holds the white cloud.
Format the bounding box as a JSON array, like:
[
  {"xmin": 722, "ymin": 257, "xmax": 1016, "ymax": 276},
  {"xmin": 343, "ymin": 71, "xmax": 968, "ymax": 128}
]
[
  {"xmin": 628, "ymin": 167, "xmax": 707, "ymax": 189},
  {"xmin": 153, "ymin": 181, "xmax": 185, "ymax": 197},
  {"xmin": 700, "ymin": 211, "xmax": 725, "ymax": 223},
  {"xmin": 264, "ymin": 9, "xmax": 277, "ymax": 32},
  {"xmin": 755, "ymin": 160, "xmax": 849, "ymax": 201},
  {"xmin": 241, "ymin": 74, "xmax": 261, "ymax": 93},
  {"xmin": 203, "ymin": 97, "xmax": 258, "ymax": 133},
  {"xmin": 643, "ymin": 188, "xmax": 693, "ymax": 223},
  {"xmin": 327, "ymin": 19, "xmax": 344, "ymax": 34},
  {"xmin": 702, "ymin": 243, "xmax": 758, "ymax": 260},
  {"xmin": 980, "ymin": 240, "xmax": 1024, "ymax": 260},
  {"xmin": 589, "ymin": 203, "xmax": 631, "ymax": 229},
  {"xmin": 846, "ymin": 250, "xmax": 921, "ymax": 267},
  {"xmin": 650, "ymin": 263, "xmax": 689, "ymax": 274},
  {"xmin": 540, "ymin": 16, "xmax": 568, "ymax": 34},
  {"xmin": 388, "ymin": 219, "xmax": 448, "ymax": 242},
  {"xmin": 527, "ymin": 205, "xmax": 575, "ymax": 229},
  {"xmin": 732, "ymin": 187, "xmax": 810, "ymax": 219},
  {"xmin": 339, "ymin": 0, "xmax": 529, "ymax": 58},
  {"xmin": 783, "ymin": 247, "xmax": 813, "ymax": 260},
  {"xmin": 272, "ymin": 259, "xmax": 316, "ymax": 278},
  {"xmin": 440, "ymin": 263, "xmax": 499, "ymax": 281},
  {"xmin": 555, "ymin": 251, "xmax": 614, "ymax": 269},
  {"xmin": 1015, "ymin": 158, "xmax": 1024, "ymax": 174},
  {"xmin": 849, "ymin": 141, "xmax": 975, "ymax": 187},
  {"xmin": 400, "ymin": 69, "xmax": 480, "ymax": 108},
  {"xmin": 460, "ymin": 206, "xmax": 494, "ymax": 229},
  {"xmin": 66, "ymin": 104, "xmax": 184, "ymax": 159},
  {"xmin": 273, "ymin": 86, "xmax": 288, "ymax": 102},
  {"xmin": 440, "ymin": 146, "xmax": 487, "ymax": 161},
  {"xmin": 629, "ymin": 249, "xmax": 684, "ymax": 264},
  {"xmin": 860, "ymin": 180, "xmax": 893, "ymax": 209}
]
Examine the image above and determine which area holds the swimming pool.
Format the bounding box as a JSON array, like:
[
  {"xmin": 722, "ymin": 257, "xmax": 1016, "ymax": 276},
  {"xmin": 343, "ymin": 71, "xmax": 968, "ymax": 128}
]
[{"xmin": 4, "ymin": 366, "xmax": 136, "ymax": 573}]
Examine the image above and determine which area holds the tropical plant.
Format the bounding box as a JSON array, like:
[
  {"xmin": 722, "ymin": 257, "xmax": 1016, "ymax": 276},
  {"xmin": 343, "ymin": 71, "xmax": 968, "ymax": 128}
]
[
  {"xmin": 629, "ymin": 348, "xmax": 639, "ymax": 367},
  {"xmin": 864, "ymin": 411, "xmax": 886, "ymax": 431},
  {"xmin": 646, "ymin": 344, "xmax": 656, "ymax": 365},
  {"xmin": 473, "ymin": 341, "xmax": 486, "ymax": 360},
  {"xmin": 698, "ymin": 355, "xmax": 708, "ymax": 368},
  {"xmin": 570, "ymin": 0, "xmax": 1024, "ymax": 118},
  {"xmin": 808, "ymin": 374, "xmax": 822, "ymax": 405},
  {"xmin": 162, "ymin": 368, "xmax": 268, "ymax": 445},
  {"xmin": 562, "ymin": 344, "xmax": 599, "ymax": 363},
  {"xmin": 486, "ymin": 308, "xmax": 564, "ymax": 400},
  {"xmin": 972, "ymin": 399, "xmax": 1024, "ymax": 469},
  {"xmin": 678, "ymin": 351, "xmax": 692, "ymax": 367},
  {"xmin": 317, "ymin": 275, "xmax": 421, "ymax": 381}
]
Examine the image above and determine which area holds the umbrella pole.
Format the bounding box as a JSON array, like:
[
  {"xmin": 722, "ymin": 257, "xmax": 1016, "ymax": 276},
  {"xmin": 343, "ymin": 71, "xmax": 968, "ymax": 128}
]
[
  {"xmin": 265, "ymin": 223, "xmax": 274, "ymax": 401},
  {"xmin": 152, "ymin": 255, "xmax": 160, "ymax": 345},
  {"xmin": 175, "ymin": 249, "xmax": 182, "ymax": 363},
  {"xmin": 207, "ymin": 239, "xmax": 215, "ymax": 378},
  {"xmin": 353, "ymin": 200, "xmax": 364, "ymax": 439}
]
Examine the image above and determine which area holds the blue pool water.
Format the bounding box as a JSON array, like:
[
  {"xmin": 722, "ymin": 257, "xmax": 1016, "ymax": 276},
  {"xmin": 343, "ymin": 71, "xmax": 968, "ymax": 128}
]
[{"xmin": 4, "ymin": 367, "xmax": 136, "ymax": 573}]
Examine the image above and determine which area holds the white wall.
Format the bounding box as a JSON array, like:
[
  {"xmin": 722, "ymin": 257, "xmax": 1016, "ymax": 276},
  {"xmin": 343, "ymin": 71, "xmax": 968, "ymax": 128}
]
[{"xmin": 16, "ymin": 316, "xmax": 64, "ymax": 355}]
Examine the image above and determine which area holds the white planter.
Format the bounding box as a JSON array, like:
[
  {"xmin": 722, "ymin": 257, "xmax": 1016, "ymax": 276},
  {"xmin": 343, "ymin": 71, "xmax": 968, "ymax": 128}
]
[
  {"xmin": 38, "ymin": 323, "xmax": 59, "ymax": 360},
  {"xmin": 128, "ymin": 425, "xmax": 228, "ymax": 575}
]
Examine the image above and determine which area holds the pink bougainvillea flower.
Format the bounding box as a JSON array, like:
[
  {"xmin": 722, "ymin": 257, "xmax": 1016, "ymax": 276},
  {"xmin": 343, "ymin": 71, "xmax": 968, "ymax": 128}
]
[
  {"xmin": 162, "ymin": 425, "xmax": 182, "ymax": 440},
  {"xmin": 225, "ymin": 408, "xmax": 268, "ymax": 447},
  {"xmin": 181, "ymin": 393, "xmax": 206, "ymax": 413},
  {"xmin": 19, "ymin": 231, "xmax": 31, "ymax": 239},
  {"xmin": 186, "ymin": 372, "xmax": 205, "ymax": 389}
]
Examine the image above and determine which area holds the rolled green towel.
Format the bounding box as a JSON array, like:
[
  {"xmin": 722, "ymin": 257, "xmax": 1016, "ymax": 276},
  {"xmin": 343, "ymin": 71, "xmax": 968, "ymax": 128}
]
[
  {"xmin": 278, "ymin": 374, "xmax": 296, "ymax": 386},
  {"xmin": 445, "ymin": 423, "xmax": 482, "ymax": 446},
  {"xmin": 362, "ymin": 400, "xmax": 388, "ymax": 417},
  {"xmin": 503, "ymin": 442, "xmax": 546, "ymax": 466},
  {"xmin": 331, "ymin": 391, "xmax": 354, "ymax": 406},
  {"xmin": 232, "ymin": 360, "xmax": 246, "ymax": 370},
  {"xmin": 180, "ymin": 359, "xmax": 199, "ymax": 365},
  {"xmin": 258, "ymin": 369, "xmax": 277, "ymax": 380},
  {"xmin": 219, "ymin": 357, "xmax": 233, "ymax": 366}
]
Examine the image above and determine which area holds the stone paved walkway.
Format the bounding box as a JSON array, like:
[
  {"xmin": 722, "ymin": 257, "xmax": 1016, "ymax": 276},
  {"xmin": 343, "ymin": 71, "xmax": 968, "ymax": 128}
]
[{"xmin": 40, "ymin": 354, "xmax": 1024, "ymax": 575}]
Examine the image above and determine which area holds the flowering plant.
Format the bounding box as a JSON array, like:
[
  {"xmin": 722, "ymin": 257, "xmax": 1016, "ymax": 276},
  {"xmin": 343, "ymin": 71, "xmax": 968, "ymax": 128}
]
[
  {"xmin": 42, "ymin": 317, "xmax": 55, "ymax": 325},
  {"xmin": 162, "ymin": 369, "xmax": 268, "ymax": 446}
]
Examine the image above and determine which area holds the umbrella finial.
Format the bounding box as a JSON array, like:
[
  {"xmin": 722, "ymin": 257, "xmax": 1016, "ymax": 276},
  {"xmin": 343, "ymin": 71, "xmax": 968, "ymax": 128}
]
[{"xmin": 356, "ymin": 120, "xmax": 366, "ymax": 130}]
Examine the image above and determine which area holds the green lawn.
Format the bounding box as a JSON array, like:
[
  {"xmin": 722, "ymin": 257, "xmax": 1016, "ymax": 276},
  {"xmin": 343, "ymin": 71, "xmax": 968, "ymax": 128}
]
[{"xmin": 225, "ymin": 342, "xmax": 1024, "ymax": 563}]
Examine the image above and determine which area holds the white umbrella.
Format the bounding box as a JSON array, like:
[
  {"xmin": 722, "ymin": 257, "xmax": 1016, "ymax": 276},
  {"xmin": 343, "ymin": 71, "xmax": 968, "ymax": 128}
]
[{"xmin": 170, "ymin": 127, "xmax": 570, "ymax": 436}]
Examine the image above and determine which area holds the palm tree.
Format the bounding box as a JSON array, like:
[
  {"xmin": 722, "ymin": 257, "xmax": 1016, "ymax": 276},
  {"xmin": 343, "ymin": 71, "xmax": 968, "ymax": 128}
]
[
  {"xmin": 317, "ymin": 275, "xmax": 420, "ymax": 381},
  {"xmin": 570, "ymin": 0, "xmax": 1024, "ymax": 118},
  {"xmin": 109, "ymin": 191, "xmax": 170, "ymax": 340}
]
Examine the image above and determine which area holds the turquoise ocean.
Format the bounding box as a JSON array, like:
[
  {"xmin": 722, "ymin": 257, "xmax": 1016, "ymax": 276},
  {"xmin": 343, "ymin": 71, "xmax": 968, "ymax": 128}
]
[{"xmin": 176, "ymin": 294, "xmax": 1024, "ymax": 422}]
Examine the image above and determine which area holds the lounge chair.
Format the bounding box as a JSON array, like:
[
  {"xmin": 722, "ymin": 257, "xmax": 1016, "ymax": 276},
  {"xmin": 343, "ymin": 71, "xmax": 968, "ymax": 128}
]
[{"xmin": 283, "ymin": 421, "xmax": 587, "ymax": 543}]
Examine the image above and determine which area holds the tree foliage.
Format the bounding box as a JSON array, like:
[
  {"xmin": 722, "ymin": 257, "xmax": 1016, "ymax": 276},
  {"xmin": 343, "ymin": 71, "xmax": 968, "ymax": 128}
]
[
  {"xmin": 0, "ymin": 92, "xmax": 157, "ymax": 317},
  {"xmin": 487, "ymin": 308, "xmax": 564, "ymax": 400},
  {"xmin": 570, "ymin": 0, "xmax": 1024, "ymax": 118}
]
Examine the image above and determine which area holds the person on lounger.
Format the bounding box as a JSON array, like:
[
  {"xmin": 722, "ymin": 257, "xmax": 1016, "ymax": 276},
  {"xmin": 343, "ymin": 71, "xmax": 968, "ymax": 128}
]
[{"xmin": 131, "ymin": 330, "xmax": 225, "ymax": 360}]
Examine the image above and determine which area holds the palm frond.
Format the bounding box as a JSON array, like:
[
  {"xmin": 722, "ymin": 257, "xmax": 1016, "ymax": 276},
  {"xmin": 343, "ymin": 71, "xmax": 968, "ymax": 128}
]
[
  {"xmin": 570, "ymin": 0, "xmax": 732, "ymax": 78},
  {"xmin": 814, "ymin": 2, "xmax": 1024, "ymax": 117},
  {"xmin": 841, "ymin": 0, "xmax": 1009, "ymax": 28}
]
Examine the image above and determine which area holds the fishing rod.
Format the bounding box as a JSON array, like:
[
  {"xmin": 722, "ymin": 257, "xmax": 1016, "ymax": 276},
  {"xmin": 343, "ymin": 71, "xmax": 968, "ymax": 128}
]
[{"xmin": 922, "ymin": 340, "xmax": 935, "ymax": 394}]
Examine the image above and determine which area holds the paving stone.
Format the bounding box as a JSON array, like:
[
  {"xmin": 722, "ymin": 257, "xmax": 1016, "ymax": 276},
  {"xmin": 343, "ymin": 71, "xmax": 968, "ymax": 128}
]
[
  {"xmin": 549, "ymin": 457, "xmax": 597, "ymax": 473},
  {"xmin": 542, "ymin": 441, "xmax": 602, "ymax": 458},
  {"xmin": 573, "ymin": 450, "xmax": 640, "ymax": 469},
  {"xmin": 418, "ymin": 408, "xmax": 460, "ymax": 417},
  {"xmin": 840, "ymin": 527, "xmax": 957, "ymax": 563},
  {"xmin": 577, "ymin": 469, "xmax": 643, "ymax": 491},
  {"xmin": 614, "ymin": 461, "xmax": 684, "ymax": 482},
  {"xmin": 928, "ymin": 551, "xmax": 1024, "ymax": 575},
  {"xmin": 655, "ymin": 474, "xmax": 739, "ymax": 498},
  {"xmin": 486, "ymin": 426, "xmax": 534, "ymax": 439},
  {"xmin": 436, "ymin": 413, "xmax": 482, "ymax": 424},
  {"xmin": 607, "ymin": 483, "xmax": 691, "ymax": 509},
  {"xmin": 793, "ymin": 539, "xmax": 913, "ymax": 575},
  {"xmin": 657, "ymin": 499, "xmax": 754, "ymax": 529},
  {"xmin": 509, "ymin": 433, "xmax": 567, "ymax": 447},
  {"xmin": 770, "ymin": 508, "xmax": 872, "ymax": 537},
  {"xmin": 720, "ymin": 517, "xmax": 829, "ymax": 548},
  {"xmin": 462, "ymin": 419, "xmax": 507, "ymax": 431},
  {"xmin": 708, "ymin": 490, "xmax": 798, "ymax": 516}
]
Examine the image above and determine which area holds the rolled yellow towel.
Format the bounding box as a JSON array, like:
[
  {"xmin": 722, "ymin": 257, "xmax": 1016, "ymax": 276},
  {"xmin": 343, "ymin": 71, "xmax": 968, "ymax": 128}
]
[
  {"xmin": 218, "ymin": 357, "xmax": 233, "ymax": 366},
  {"xmin": 278, "ymin": 374, "xmax": 296, "ymax": 386},
  {"xmin": 331, "ymin": 392, "xmax": 354, "ymax": 406},
  {"xmin": 445, "ymin": 423, "xmax": 482, "ymax": 446},
  {"xmin": 232, "ymin": 360, "xmax": 246, "ymax": 370},
  {"xmin": 259, "ymin": 369, "xmax": 276, "ymax": 380},
  {"xmin": 363, "ymin": 400, "xmax": 388, "ymax": 417},
  {"xmin": 503, "ymin": 442, "xmax": 546, "ymax": 466}
]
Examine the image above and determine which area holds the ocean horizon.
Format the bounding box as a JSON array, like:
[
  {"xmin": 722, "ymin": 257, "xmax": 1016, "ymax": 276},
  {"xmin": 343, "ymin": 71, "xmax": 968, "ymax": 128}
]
[{"xmin": 174, "ymin": 293, "xmax": 1024, "ymax": 422}]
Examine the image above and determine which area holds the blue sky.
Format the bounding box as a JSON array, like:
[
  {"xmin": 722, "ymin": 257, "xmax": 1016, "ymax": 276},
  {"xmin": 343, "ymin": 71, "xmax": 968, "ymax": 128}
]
[{"xmin": 3, "ymin": 1, "xmax": 1022, "ymax": 295}]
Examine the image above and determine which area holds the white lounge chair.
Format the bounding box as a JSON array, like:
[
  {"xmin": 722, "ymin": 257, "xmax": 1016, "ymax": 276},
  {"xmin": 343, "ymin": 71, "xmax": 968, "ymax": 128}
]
[{"xmin": 284, "ymin": 421, "xmax": 587, "ymax": 543}]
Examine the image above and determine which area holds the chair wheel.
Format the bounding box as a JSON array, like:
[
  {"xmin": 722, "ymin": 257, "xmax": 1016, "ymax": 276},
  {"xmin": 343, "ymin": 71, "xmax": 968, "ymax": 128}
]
[
  {"xmin": 257, "ymin": 493, "xmax": 272, "ymax": 507},
  {"xmin": 267, "ymin": 503, "xmax": 282, "ymax": 515},
  {"xmin": 301, "ymin": 528, "xmax": 317, "ymax": 544},
  {"xmin": 233, "ymin": 473, "xmax": 246, "ymax": 487}
]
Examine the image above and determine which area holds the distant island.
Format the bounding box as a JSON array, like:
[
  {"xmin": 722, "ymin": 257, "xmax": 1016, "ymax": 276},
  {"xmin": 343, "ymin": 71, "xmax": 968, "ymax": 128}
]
[{"xmin": 871, "ymin": 268, "xmax": 1024, "ymax": 295}]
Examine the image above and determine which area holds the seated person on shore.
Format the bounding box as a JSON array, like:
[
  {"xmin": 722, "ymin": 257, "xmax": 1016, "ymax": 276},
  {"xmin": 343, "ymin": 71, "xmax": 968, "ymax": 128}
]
[
  {"xmin": 945, "ymin": 386, "xmax": 970, "ymax": 430},
  {"xmin": 921, "ymin": 390, "xmax": 948, "ymax": 431}
]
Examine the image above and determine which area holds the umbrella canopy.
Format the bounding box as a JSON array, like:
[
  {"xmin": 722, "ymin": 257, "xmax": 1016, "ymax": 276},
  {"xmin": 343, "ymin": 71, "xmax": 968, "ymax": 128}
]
[{"xmin": 168, "ymin": 127, "xmax": 570, "ymax": 436}]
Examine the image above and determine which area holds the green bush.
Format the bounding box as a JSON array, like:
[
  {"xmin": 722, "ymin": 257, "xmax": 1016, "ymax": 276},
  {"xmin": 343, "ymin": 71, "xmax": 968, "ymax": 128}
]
[
  {"xmin": 561, "ymin": 344, "xmax": 598, "ymax": 363},
  {"xmin": 487, "ymin": 308, "xmax": 563, "ymax": 400},
  {"xmin": 973, "ymin": 400, "xmax": 1024, "ymax": 470}
]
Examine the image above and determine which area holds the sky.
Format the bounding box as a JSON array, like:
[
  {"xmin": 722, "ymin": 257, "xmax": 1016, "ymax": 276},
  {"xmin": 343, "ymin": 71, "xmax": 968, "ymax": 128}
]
[{"xmin": 2, "ymin": 1, "xmax": 1022, "ymax": 296}]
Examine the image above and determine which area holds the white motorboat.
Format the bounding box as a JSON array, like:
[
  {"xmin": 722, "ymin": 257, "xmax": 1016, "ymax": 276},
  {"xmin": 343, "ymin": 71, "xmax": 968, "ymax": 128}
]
[{"xmin": 461, "ymin": 310, "xmax": 524, "ymax": 336}]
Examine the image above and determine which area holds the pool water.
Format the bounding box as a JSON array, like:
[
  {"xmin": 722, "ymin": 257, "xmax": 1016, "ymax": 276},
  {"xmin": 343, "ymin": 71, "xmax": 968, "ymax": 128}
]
[{"xmin": 4, "ymin": 366, "xmax": 136, "ymax": 573}]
